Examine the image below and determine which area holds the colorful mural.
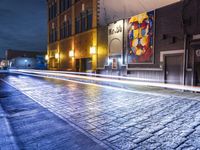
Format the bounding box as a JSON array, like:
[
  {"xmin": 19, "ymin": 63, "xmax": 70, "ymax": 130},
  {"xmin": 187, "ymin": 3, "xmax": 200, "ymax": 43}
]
[{"xmin": 127, "ymin": 11, "xmax": 154, "ymax": 64}]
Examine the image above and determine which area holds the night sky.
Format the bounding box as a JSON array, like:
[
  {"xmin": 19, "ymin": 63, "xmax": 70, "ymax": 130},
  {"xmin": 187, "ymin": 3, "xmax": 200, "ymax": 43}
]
[{"xmin": 0, "ymin": 0, "xmax": 47, "ymax": 58}]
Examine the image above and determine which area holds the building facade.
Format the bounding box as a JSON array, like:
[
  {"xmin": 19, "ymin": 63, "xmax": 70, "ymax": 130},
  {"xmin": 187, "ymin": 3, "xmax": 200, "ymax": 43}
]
[
  {"xmin": 47, "ymin": 0, "xmax": 99, "ymax": 72},
  {"xmin": 103, "ymin": 0, "xmax": 200, "ymax": 86},
  {"xmin": 6, "ymin": 49, "xmax": 46, "ymax": 69},
  {"xmin": 47, "ymin": 0, "xmax": 179, "ymax": 71},
  {"xmin": 47, "ymin": 0, "xmax": 200, "ymax": 86}
]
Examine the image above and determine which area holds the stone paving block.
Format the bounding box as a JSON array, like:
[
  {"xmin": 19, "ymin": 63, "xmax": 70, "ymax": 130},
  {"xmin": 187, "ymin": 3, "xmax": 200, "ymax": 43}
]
[
  {"xmin": 2, "ymin": 74, "xmax": 200, "ymax": 149},
  {"xmin": 0, "ymin": 80, "xmax": 106, "ymax": 150}
]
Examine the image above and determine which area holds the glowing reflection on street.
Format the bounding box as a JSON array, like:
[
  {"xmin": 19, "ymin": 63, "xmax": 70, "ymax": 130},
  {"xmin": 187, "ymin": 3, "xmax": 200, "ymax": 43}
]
[{"xmin": 9, "ymin": 69, "xmax": 200, "ymax": 92}]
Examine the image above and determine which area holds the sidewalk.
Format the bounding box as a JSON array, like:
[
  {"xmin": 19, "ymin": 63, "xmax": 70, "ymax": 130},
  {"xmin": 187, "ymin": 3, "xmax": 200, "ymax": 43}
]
[{"xmin": 0, "ymin": 80, "xmax": 106, "ymax": 150}]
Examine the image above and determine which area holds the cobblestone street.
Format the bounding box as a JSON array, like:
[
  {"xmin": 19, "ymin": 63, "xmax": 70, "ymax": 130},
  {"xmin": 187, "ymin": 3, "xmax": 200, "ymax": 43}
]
[{"xmin": 1, "ymin": 74, "xmax": 200, "ymax": 149}]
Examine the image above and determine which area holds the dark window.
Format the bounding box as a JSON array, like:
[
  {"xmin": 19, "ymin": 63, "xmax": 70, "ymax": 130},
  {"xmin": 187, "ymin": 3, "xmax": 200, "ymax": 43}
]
[
  {"xmin": 60, "ymin": 22, "xmax": 66, "ymax": 39},
  {"xmin": 51, "ymin": 5, "xmax": 54, "ymax": 20},
  {"xmin": 67, "ymin": 20, "xmax": 72, "ymax": 36},
  {"xmin": 81, "ymin": 13, "xmax": 86, "ymax": 32},
  {"xmin": 87, "ymin": 10, "xmax": 93, "ymax": 30},
  {"xmin": 64, "ymin": 22, "xmax": 67, "ymax": 37},
  {"xmin": 50, "ymin": 28, "xmax": 57, "ymax": 43},
  {"xmin": 68, "ymin": 0, "xmax": 72, "ymax": 7},
  {"xmin": 49, "ymin": 2, "xmax": 57, "ymax": 20},
  {"xmin": 60, "ymin": 0, "xmax": 64, "ymax": 13},
  {"xmin": 75, "ymin": 17, "xmax": 80, "ymax": 34},
  {"xmin": 53, "ymin": 2, "xmax": 57, "ymax": 18},
  {"xmin": 60, "ymin": 19, "xmax": 72, "ymax": 39},
  {"xmin": 60, "ymin": 0, "xmax": 72, "ymax": 13},
  {"xmin": 48, "ymin": 7, "xmax": 51, "ymax": 20}
]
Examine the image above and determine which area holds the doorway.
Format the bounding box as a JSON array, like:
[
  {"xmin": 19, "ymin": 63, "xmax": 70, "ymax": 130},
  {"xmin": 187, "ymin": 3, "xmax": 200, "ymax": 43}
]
[
  {"xmin": 165, "ymin": 54, "xmax": 183, "ymax": 84},
  {"xmin": 194, "ymin": 49, "xmax": 200, "ymax": 86},
  {"xmin": 81, "ymin": 58, "xmax": 92, "ymax": 72},
  {"xmin": 195, "ymin": 62, "xmax": 200, "ymax": 85},
  {"xmin": 76, "ymin": 59, "xmax": 80, "ymax": 72}
]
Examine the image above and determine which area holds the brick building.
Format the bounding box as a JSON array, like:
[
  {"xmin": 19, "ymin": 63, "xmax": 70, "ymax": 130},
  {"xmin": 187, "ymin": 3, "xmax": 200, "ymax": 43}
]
[
  {"xmin": 47, "ymin": 0, "xmax": 200, "ymax": 86},
  {"xmin": 46, "ymin": 0, "xmax": 179, "ymax": 71}
]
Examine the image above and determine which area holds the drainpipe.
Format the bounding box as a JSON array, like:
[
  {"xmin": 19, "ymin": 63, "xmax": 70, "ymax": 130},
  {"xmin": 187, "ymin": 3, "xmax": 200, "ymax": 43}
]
[{"xmin": 183, "ymin": 34, "xmax": 187, "ymax": 86}]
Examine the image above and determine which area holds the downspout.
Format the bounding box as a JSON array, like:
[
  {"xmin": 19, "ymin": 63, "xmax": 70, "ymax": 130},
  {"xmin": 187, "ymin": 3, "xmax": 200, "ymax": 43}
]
[
  {"xmin": 183, "ymin": 34, "xmax": 187, "ymax": 85},
  {"xmin": 182, "ymin": 0, "xmax": 188, "ymax": 86}
]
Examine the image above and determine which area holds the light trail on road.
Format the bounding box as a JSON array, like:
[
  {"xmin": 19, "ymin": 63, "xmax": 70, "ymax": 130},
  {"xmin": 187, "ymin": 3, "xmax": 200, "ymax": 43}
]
[{"xmin": 10, "ymin": 69, "xmax": 200, "ymax": 93}]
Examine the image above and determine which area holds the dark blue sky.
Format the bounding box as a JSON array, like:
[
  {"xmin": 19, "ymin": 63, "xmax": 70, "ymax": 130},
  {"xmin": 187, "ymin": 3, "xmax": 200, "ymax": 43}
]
[{"xmin": 0, "ymin": 0, "xmax": 47, "ymax": 58}]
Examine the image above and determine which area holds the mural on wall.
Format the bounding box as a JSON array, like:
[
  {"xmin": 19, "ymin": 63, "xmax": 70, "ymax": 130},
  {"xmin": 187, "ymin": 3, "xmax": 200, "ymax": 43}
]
[{"xmin": 127, "ymin": 11, "xmax": 154, "ymax": 64}]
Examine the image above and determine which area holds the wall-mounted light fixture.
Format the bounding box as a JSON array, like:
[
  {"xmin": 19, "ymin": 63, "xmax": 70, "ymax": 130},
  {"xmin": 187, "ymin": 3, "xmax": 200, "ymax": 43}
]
[
  {"xmin": 69, "ymin": 50, "xmax": 74, "ymax": 58},
  {"xmin": 55, "ymin": 53, "xmax": 59, "ymax": 59},
  {"xmin": 45, "ymin": 55, "xmax": 49, "ymax": 61},
  {"xmin": 90, "ymin": 46, "xmax": 96, "ymax": 55}
]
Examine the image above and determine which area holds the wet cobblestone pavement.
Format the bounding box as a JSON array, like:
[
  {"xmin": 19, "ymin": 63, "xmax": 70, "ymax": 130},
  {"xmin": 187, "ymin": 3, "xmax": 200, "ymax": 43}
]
[
  {"xmin": 0, "ymin": 78, "xmax": 105, "ymax": 150},
  {"xmin": 1, "ymin": 74, "xmax": 200, "ymax": 149}
]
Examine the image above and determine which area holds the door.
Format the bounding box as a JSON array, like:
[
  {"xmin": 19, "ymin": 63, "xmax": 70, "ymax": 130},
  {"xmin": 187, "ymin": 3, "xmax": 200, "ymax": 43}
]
[
  {"xmin": 165, "ymin": 54, "xmax": 183, "ymax": 84},
  {"xmin": 194, "ymin": 49, "xmax": 200, "ymax": 86},
  {"xmin": 76, "ymin": 59, "xmax": 80, "ymax": 72},
  {"xmin": 85, "ymin": 58, "xmax": 92, "ymax": 71},
  {"xmin": 80, "ymin": 58, "xmax": 92, "ymax": 72},
  {"xmin": 195, "ymin": 62, "xmax": 200, "ymax": 85}
]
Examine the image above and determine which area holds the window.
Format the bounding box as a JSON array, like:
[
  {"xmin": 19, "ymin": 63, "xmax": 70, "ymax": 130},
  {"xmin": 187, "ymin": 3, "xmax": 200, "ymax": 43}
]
[
  {"xmin": 68, "ymin": 0, "xmax": 72, "ymax": 7},
  {"xmin": 53, "ymin": 2, "xmax": 57, "ymax": 18},
  {"xmin": 60, "ymin": 18, "xmax": 72, "ymax": 39},
  {"xmin": 60, "ymin": 22, "xmax": 67, "ymax": 39},
  {"xmin": 81, "ymin": 13, "xmax": 86, "ymax": 32},
  {"xmin": 49, "ymin": 24, "xmax": 57, "ymax": 43},
  {"xmin": 60, "ymin": 0, "xmax": 72, "ymax": 13},
  {"xmin": 67, "ymin": 20, "xmax": 72, "ymax": 36},
  {"xmin": 49, "ymin": 2, "xmax": 57, "ymax": 20},
  {"xmin": 87, "ymin": 10, "xmax": 93, "ymax": 30},
  {"xmin": 48, "ymin": 7, "xmax": 51, "ymax": 20},
  {"xmin": 75, "ymin": 17, "xmax": 81, "ymax": 34}
]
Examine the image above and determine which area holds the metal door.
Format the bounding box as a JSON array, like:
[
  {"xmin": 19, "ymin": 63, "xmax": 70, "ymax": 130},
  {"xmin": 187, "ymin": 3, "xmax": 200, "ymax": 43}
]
[{"xmin": 165, "ymin": 54, "xmax": 183, "ymax": 84}]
